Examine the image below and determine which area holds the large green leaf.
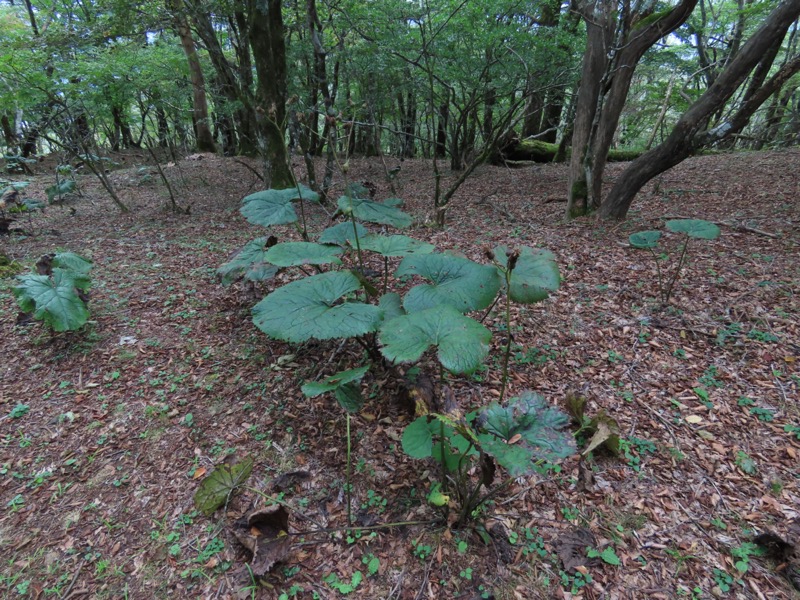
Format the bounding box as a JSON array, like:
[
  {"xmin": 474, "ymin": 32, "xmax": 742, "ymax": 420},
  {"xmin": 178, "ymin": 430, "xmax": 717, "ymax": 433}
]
[
  {"xmin": 493, "ymin": 246, "xmax": 560, "ymax": 304},
  {"xmin": 396, "ymin": 254, "xmax": 501, "ymax": 313},
  {"xmin": 402, "ymin": 416, "xmax": 434, "ymax": 459},
  {"xmin": 193, "ymin": 457, "xmax": 254, "ymax": 516},
  {"xmin": 263, "ymin": 242, "xmax": 342, "ymax": 267},
  {"xmin": 318, "ymin": 222, "xmax": 369, "ymax": 246},
  {"xmin": 240, "ymin": 185, "xmax": 319, "ymax": 227},
  {"xmin": 665, "ymin": 219, "xmax": 720, "ymax": 240},
  {"xmin": 334, "ymin": 384, "xmax": 365, "ymax": 414},
  {"xmin": 252, "ymin": 271, "xmax": 382, "ymax": 342},
  {"xmin": 337, "ymin": 196, "xmax": 413, "ymax": 228},
  {"xmin": 301, "ymin": 366, "xmax": 371, "ymax": 397},
  {"xmin": 379, "ymin": 305, "xmax": 491, "ymax": 374},
  {"xmin": 629, "ymin": 231, "xmax": 662, "ymax": 249},
  {"xmin": 13, "ymin": 270, "xmax": 90, "ymax": 331},
  {"xmin": 51, "ymin": 252, "xmax": 92, "ymax": 291},
  {"xmin": 478, "ymin": 391, "xmax": 575, "ymax": 474},
  {"xmin": 378, "ymin": 292, "xmax": 404, "ymax": 321},
  {"xmin": 360, "ymin": 234, "xmax": 435, "ymax": 257},
  {"xmin": 217, "ymin": 237, "xmax": 280, "ymax": 286},
  {"xmin": 45, "ymin": 179, "xmax": 76, "ymax": 202}
]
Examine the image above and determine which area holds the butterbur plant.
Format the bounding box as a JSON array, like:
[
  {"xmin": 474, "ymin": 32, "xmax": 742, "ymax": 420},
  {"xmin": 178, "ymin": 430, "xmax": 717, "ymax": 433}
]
[
  {"xmin": 629, "ymin": 219, "xmax": 720, "ymax": 306},
  {"xmin": 13, "ymin": 252, "xmax": 93, "ymax": 331},
  {"xmin": 221, "ymin": 183, "xmax": 563, "ymax": 521},
  {"xmin": 402, "ymin": 390, "xmax": 576, "ymax": 526}
]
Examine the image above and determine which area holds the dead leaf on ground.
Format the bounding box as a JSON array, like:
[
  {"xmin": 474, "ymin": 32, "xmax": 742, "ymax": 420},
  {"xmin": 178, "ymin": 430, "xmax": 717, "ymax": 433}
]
[
  {"xmin": 555, "ymin": 527, "xmax": 600, "ymax": 573},
  {"xmin": 231, "ymin": 505, "xmax": 292, "ymax": 578}
]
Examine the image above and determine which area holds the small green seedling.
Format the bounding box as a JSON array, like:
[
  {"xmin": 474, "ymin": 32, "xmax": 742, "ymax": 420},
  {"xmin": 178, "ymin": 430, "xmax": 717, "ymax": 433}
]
[{"xmin": 629, "ymin": 219, "xmax": 720, "ymax": 306}]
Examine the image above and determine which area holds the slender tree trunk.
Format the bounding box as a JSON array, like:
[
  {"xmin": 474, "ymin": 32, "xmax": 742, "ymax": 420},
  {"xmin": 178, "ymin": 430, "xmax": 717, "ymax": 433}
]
[{"xmin": 168, "ymin": 0, "xmax": 216, "ymax": 153}]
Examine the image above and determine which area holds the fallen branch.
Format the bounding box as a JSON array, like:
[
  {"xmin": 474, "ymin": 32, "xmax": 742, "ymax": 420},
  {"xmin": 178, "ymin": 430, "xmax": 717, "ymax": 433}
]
[{"xmin": 475, "ymin": 193, "xmax": 515, "ymax": 221}]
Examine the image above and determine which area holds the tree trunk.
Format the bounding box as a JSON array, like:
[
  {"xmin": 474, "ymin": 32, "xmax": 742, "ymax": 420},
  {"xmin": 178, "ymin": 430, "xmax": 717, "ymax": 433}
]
[
  {"xmin": 567, "ymin": 0, "xmax": 698, "ymax": 219},
  {"xmin": 600, "ymin": 0, "xmax": 800, "ymax": 220},
  {"xmin": 168, "ymin": 0, "xmax": 216, "ymax": 153},
  {"xmin": 247, "ymin": 0, "xmax": 293, "ymax": 189}
]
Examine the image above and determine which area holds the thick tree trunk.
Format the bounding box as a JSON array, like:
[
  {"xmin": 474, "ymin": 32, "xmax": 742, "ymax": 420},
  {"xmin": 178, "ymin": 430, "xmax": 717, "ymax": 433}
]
[
  {"xmin": 168, "ymin": 0, "xmax": 216, "ymax": 153},
  {"xmin": 566, "ymin": 2, "xmax": 613, "ymax": 218},
  {"xmin": 600, "ymin": 0, "xmax": 800, "ymax": 220},
  {"xmin": 567, "ymin": 0, "xmax": 698, "ymax": 219},
  {"xmin": 248, "ymin": 0, "xmax": 293, "ymax": 189}
]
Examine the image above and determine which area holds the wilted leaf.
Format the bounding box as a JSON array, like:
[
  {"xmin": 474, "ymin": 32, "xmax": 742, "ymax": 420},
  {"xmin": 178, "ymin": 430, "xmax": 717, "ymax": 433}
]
[
  {"xmin": 231, "ymin": 505, "xmax": 291, "ymax": 577},
  {"xmin": 583, "ymin": 412, "xmax": 620, "ymax": 456},
  {"xmin": 194, "ymin": 457, "xmax": 254, "ymax": 516}
]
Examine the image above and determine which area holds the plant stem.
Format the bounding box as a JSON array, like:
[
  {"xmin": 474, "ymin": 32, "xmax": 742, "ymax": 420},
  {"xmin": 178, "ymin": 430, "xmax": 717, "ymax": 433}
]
[
  {"xmin": 664, "ymin": 235, "xmax": 690, "ymax": 305},
  {"xmin": 648, "ymin": 247, "xmax": 666, "ymax": 306},
  {"xmin": 346, "ymin": 412, "xmax": 352, "ymax": 528},
  {"xmin": 499, "ymin": 270, "xmax": 513, "ymax": 402}
]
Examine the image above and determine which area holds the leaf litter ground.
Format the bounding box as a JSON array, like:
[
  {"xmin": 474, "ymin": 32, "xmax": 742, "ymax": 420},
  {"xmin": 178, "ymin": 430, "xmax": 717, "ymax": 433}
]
[{"xmin": 0, "ymin": 149, "xmax": 798, "ymax": 599}]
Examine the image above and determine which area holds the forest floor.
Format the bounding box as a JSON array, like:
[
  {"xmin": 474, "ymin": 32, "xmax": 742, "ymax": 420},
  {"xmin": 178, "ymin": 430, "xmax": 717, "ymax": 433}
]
[{"xmin": 0, "ymin": 148, "xmax": 798, "ymax": 600}]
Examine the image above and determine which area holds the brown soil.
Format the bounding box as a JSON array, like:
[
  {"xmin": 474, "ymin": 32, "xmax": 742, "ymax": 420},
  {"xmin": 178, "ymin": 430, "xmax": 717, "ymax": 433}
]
[{"xmin": 1, "ymin": 149, "xmax": 798, "ymax": 599}]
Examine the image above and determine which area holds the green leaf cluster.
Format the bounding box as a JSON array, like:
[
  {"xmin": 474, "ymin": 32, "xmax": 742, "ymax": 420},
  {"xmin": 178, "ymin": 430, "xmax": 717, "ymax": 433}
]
[{"xmin": 12, "ymin": 252, "xmax": 93, "ymax": 331}]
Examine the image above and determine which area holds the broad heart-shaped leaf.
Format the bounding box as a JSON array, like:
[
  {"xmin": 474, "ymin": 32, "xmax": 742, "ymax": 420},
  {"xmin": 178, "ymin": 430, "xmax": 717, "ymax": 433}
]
[
  {"xmin": 52, "ymin": 252, "xmax": 92, "ymax": 290},
  {"xmin": 334, "ymin": 383, "xmax": 364, "ymax": 414},
  {"xmin": 337, "ymin": 195, "xmax": 413, "ymax": 228},
  {"xmin": 318, "ymin": 221, "xmax": 369, "ymax": 246},
  {"xmin": 479, "ymin": 391, "xmax": 575, "ymax": 472},
  {"xmin": 193, "ymin": 456, "xmax": 254, "ymax": 516},
  {"xmin": 217, "ymin": 237, "xmax": 280, "ymax": 286},
  {"xmin": 494, "ymin": 246, "xmax": 560, "ymax": 304},
  {"xmin": 379, "ymin": 305, "xmax": 491, "ymax": 374},
  {"xmin": 360, "ymin": 234, "xmax": 435, "ymax": 257},
  {"xmin": 13, "ymin": 270, "xmax": 90, "ymax": 331},
  {"xmin": 301, "ymin": 366, "xmax": 370, "ymax": 397},
  {"xmin": 45, "ymin": 179, "xmax": 76, "ymax": 202},
  {"xmin": 396, "ymin": 254, "xmax": 501, "ymax": 313},
  {"xmin": 629, "ymin": 230, "xmax": 662, "ymax": 249},
  {"xmin": 252, "ymin": 271, "xmax": 382, "ymax": 343},
  {"xmin": 378, "ymin": 292, "xmax": 404, "ymax": 322},
  {"xmin": 263, "ymin": 242, "xmax": 342, "ymax": 267},
  {"xmin": 666, "ymin": 219, "xmax": 721, "ymax": 240},
  {"xmin": 402, "ymin": 416, "xmax": 434, "ymax": 458},
  {"xmin": 240, "ymin": 185, "xmax": 319, "ymax": 227},
  {"xmin": 344, "ymin": 182, "xmax": 371, "ymax": 199}
]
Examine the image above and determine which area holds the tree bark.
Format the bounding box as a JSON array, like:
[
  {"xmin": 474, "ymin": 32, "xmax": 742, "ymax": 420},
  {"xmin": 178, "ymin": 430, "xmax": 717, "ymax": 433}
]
[
  {"xmin": 599, "ymin": 0, "xmax": 800, "ymax": 220},
  {"xmin": 567, "ymin": 0, "xmax": 699, "ymax": 219},
  {"xmin": 247, "ymin": 0, "xmax": 293, "ymax": 189},
  {"xmin": 168, "ymin": 0, "xmax": 216, "ymax": 153}
]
